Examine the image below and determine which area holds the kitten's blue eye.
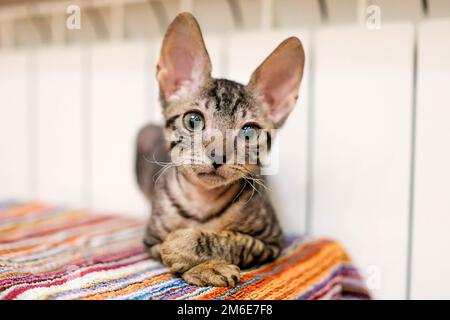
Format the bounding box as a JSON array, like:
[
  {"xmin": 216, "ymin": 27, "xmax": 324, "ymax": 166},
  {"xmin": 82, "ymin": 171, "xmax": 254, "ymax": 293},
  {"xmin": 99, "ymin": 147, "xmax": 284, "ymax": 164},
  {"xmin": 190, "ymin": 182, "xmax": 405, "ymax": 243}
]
[
  {"xmin": 238, "ymin": 125, "xmax": 259, "ymax": 143},
  {"xmin": 183, "ymin": 112, "xmax": 205, "ymax": 132}
]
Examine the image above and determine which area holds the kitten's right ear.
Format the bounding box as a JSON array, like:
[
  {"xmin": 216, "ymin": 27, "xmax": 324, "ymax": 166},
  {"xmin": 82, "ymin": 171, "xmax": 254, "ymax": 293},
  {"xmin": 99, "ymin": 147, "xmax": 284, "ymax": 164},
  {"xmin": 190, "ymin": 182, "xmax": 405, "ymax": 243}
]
[{"xmin": 157, "ymin": 13, "xmax": 212, "ymax": 102}]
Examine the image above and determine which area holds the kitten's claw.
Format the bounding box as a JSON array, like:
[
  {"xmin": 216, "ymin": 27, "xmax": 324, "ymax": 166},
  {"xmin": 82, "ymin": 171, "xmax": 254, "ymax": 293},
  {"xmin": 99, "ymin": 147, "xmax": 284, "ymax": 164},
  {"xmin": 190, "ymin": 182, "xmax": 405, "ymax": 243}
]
[{"xmin": 182, "ymin": 260, "xmax": 241, "ymax": 287}]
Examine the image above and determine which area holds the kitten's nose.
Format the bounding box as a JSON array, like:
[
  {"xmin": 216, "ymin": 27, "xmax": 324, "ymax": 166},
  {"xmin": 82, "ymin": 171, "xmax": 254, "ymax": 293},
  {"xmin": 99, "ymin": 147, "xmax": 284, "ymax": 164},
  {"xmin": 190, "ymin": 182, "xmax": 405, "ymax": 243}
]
[
  {"xmin": 212, "ymin": 162, "xmax": 222, "ymax": 170},
  {"xmin": 208, "ymin": 150, "xmax": 225, "ymax": 170}
]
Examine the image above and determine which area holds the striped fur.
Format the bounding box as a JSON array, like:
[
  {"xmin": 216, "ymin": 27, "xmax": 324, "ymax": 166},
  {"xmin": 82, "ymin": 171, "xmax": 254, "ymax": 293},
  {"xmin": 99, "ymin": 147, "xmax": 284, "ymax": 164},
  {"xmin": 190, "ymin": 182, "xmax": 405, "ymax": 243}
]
[{"xmin": 0, "ymin": 202, "xmax": 370, "ymax": 300}]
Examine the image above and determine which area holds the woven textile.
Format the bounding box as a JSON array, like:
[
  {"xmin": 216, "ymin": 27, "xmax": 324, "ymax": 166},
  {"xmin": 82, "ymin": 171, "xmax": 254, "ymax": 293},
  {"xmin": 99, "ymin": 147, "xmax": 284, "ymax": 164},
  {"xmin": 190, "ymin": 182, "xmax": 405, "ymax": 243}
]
[{"xmin": 0, "ymin": 202, "xmax": 370, "ymax": 300}]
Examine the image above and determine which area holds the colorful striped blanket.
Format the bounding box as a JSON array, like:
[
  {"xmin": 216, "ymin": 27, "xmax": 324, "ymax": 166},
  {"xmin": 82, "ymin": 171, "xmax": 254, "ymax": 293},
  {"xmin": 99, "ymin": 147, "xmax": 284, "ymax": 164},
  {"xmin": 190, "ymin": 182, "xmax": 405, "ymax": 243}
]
[{"xmin": 0, "ymin": 202, "xmax": 370, "ymax": 300}]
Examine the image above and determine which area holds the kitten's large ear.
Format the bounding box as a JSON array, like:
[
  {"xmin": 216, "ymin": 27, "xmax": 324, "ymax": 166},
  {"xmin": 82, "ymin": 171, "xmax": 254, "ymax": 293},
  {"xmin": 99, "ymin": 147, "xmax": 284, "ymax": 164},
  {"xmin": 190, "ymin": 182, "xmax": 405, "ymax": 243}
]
[
  {"xmin": 157, "ymin": 12, "xmax": 212, "ymax": 102},
  {"xmin": 247, "ymin": 37, "xmax": 305, "ymax": 127}
]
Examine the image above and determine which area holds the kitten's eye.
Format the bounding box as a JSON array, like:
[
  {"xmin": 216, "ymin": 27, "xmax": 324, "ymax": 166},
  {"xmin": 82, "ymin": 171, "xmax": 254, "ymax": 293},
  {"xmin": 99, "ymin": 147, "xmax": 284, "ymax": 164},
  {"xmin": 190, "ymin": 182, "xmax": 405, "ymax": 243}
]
[
  {"xmin": 238, "ymin": 125, "xmax": 259, "ymax": 143},
  {"xmin": 183, "ymin": 112, "xmax": 205, "ymax": 132}
]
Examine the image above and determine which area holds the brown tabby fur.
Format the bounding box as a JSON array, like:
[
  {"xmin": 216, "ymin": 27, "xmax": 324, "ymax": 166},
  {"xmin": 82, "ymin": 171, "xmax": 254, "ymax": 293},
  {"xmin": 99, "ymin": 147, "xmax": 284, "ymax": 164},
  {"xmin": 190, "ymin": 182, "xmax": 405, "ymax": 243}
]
[{"xmin": 136, "ymin": 13, "xmax": 305, "ymax": 287}]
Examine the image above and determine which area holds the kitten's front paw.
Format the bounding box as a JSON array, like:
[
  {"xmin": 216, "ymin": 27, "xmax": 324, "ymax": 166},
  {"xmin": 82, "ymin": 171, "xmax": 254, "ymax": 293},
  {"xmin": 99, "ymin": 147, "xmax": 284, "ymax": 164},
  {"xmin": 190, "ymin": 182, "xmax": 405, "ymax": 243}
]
[
  {"xmin": 160, "ymin": 228, "xmax": 203, "ymax": 273},
  {"xmin": 182, "ymin": 260, "xmax": 241, "ymax": 287}
]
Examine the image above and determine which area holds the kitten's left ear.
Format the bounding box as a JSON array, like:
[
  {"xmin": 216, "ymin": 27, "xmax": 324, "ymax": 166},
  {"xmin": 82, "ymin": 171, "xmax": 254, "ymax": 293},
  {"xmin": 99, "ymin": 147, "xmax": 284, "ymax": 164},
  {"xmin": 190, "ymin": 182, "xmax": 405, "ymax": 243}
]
[{"xmin": 247, "ymin": 37, "xmax": 305, "ymax": 127}]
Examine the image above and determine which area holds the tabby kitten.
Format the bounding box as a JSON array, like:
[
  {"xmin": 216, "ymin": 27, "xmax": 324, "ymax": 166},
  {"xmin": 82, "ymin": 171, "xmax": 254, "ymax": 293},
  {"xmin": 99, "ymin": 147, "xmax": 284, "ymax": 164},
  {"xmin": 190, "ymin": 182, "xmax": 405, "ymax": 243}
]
[{"xmin": 136, "ymin": 13, "xmax": 305, "ymax": 287}]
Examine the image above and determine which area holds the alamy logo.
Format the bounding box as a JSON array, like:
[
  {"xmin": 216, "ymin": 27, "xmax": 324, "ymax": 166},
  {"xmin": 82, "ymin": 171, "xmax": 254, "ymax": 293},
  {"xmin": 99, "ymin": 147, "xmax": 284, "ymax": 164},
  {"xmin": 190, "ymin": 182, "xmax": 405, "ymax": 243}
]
[
  {"xmin": 365, "ymin": 265, "xmax": 381, "ymax": 291},
  {"xmin": 66, "ymin": 5, "xmax": 81, "ymax": 30},
  {"xmin": 366, "ymin": 5, "xmax": 381, "ymax": 30}
]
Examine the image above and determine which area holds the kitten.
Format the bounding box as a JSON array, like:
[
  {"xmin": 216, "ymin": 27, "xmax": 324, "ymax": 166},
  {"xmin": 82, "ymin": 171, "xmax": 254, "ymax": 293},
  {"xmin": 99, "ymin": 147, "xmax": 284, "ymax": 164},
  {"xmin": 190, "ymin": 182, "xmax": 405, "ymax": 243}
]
[{"xmin": 136, "ymin": 13, "xmax": 305, "ymax": 287}]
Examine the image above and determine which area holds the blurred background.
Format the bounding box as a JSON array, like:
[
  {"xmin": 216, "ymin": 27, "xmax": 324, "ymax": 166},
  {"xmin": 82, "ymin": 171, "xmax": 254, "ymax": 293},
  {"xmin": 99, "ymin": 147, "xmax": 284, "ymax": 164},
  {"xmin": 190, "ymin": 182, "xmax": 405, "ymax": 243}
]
[{"xmin": 0, "ymin": 0, "xmax": 449, "ymax": 299}]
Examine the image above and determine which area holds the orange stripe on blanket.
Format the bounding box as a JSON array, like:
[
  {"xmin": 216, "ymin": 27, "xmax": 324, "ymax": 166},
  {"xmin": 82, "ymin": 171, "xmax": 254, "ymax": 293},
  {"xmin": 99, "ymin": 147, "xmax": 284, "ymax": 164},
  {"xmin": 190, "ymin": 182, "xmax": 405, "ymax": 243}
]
[
  {"xmin": 0, "ymin": 203, "xmax": 50, "ymax": 219},
  {"xmin": 195, "ymin": 239, "xmax": 332, "ymax": 300},
  {"xmin": 0, "ymin": 211, "xmax": 89, "ymax": 237},
  {"xmin": 198, "ymin": 240, "xmax": 350, "ymax": 300},
  {"xmin": 267, "ymin": 244, "xmax": 347, "ymax": 299},
  {"xmin": 84, "ymin": 273, "xmax": 173, "ymax": 300}
]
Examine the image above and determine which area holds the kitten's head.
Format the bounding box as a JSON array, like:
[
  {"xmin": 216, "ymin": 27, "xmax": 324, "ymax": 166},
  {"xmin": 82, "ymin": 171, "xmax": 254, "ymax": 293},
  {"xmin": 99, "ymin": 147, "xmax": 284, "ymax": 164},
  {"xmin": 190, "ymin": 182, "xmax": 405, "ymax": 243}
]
[{"xmin": 157, "ymin": 13, "xmax": 305, "ymax": 189}]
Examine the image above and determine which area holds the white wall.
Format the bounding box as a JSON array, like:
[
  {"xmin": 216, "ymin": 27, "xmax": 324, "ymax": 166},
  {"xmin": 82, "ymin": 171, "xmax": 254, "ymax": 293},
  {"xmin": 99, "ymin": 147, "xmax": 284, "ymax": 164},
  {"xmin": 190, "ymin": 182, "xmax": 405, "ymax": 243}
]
[
  {"xmin": 35, "ymin": 47, "xmax": 85, "ymax": 206},
  {"xmin": 312, "ymin": 23, "xmax": 414, "ymax": 299},
  {"xmin": 90, "ymin": 42, "xmax": 151, "ymax": 216},
  {"xmin": 0, "ymin": 50, "xmax": 31, "ymax": 201},
  {"xmin": 412, "ymin": 19, "xmax": 450, "ymax": 299}
]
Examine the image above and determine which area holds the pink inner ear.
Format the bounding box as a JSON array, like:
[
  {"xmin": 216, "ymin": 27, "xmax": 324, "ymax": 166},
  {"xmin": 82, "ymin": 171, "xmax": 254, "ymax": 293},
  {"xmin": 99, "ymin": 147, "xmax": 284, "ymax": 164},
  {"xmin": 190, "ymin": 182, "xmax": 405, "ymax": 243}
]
[
  {"xmin": 248, "ymin": 37, "xmax": 304, "ymax": 126},
  {"xmin": 160, "ymin": 47, "xmax": 196, "ymax": 97},
  {"xmin": 171, "ymin": 47, "xmax": 194, "ymax": 78},
  {"xmin": 159, "ymin": 47, "xmax": 210, "ymax": 99},
  {"xmin": 260, "ymin": 68, "xmax": 299, "ymax": 123}
]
